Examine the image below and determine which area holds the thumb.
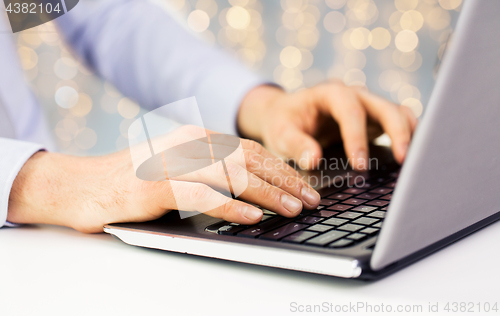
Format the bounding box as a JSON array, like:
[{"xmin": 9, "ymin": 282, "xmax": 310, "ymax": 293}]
[{"xmin": 269, "ymin": 123, "xmax": 322, "ymax": 170}]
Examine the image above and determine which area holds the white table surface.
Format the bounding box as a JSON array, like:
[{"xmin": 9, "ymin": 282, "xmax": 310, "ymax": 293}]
[{"xmin": 2, "ymin": 220, "xmax": 500, "ymax": 316}]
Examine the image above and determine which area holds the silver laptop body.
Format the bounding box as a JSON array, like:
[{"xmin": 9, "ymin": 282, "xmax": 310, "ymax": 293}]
[{"xmin": 105, "ymin": 0, "xmax": 500, "ymax": 279}]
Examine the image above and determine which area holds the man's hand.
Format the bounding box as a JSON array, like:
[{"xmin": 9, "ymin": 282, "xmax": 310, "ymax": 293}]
[
  {"xmin": 238, "ymin": 81, "xmax": 418, "ymax": 170},
  {"xmin": 8, "ymin": 126, "xmax": 320, "ymax": 233}
]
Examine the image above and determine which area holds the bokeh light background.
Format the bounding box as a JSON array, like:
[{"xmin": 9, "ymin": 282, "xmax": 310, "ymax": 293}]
[{"xmin": 13, "ymin": 0, "xmax": 461, "ymax": 156}]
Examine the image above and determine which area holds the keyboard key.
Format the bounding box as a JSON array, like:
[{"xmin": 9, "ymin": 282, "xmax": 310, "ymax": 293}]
[
  {"xmin": 352, "ymin": 217, "xmax": 379, "ymax": 226},
  {"xmin": 319, "ymin": 199, "xmax": 338, "ymax": 206},
  {"xmin": 261, "ymin": 215, "xmax": 273, "ymax": 222},
  {"xmin": 307, "ymin": 224, "xmax": 332, "ymax": 233},
  {"xmin": 327, "ymin": 204, "xmax": 353, "ymax": 211},
  {"xmin": 381, "ymin": 206, "xmax": 388, "ymax": 211},
  {"xmin": 355, "ymin": 182, "xmax": 376, "ymax": 189},
  {"xmin": 337, "ymin": 211, "xmax": 364, "ymax": 219},
  {"xmin": 368, "ymin": 211, "xmax": 386, "ymax": 219},
  {"xmin": 356, "ymin": 193, "xmax": 381, "ymax": 200},
  {"xmin": 283, "ymin": 231, "xmax": 318, "ymax": 243},
  {"xmin": 366, "ymin": 200, "xmax": 389, "ymax": 207},
  {"xmin": 328, "ymin": 193, "xmax": 352, "ymax": 200},
  {"xmin": 343, "ymin": 198, "xmax": 368, "ymax": 206},
  {"xmin": 218, "ymin": 225, "xmax": 246, "ymax": 235},
  {"xmin": 262, "ymin": 209, "xmax": 277, "ymax": 215},
  {"xmin": 305, "ymin": 230, "xmax": 349, "ymax": 246},
  {"xmin": 360, "ymin": 227, "xmax": 379, "ymax": 234},
  {"xmin": 260, "ymin": 223, "xmax": 307, "ymax": 240},
  {"xmin": 380, "ymin": 194, "xmax": 392, "ymax": 201},
  {"xmin": 337, "ymin": 223, "xmax": 364, "ymax": 232},
  {"xmin": 311, "ymin": 210, "xmax": 338, "ymax": 218},
  {"xmin": 237, "ymin": 217, "xmax": 292, "ymax": 237},
  {"xmin": 370, "ymin": 188, "xmax": 392, "ymax": 195},
  {"xmin": 296, "ymin": 216, "xmax": 323, "ymax": 225},
  {"xmin": 385, "ymin": 181, "xmax": 396, "ymax": 188},
  {"xmin": 352, "ymin": 205, "xmax": 378, "ymax": 213},
  {"xmin": 328, "ymin": 239, "xmax": 353, "ymax": 248},
  {"xmin": 373, "ymin": 222, "xmax": 383, "ymax": 228},
  {"xmin": 343, "ymin": 188, "xmax": 366, "ymax": 194},
  {"xmin": 322, "ymin": 218, "xmax": 349, "ymax": 226},
  {"xmin": 347, "ymin": 233, "xmax": 366, "ymax": 240}
]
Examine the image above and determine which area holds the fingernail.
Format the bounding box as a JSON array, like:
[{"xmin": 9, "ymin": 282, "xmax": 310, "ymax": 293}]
[
  {"xmin": 301, "ymin": 186, "xmax": 320, "ymax": 206},
  {"xmin": 355, "ymin": 150, "xmax": 367, "ymax": 170},
  {"xmin": 281, "ymin": 194, "xmax": 302, "ymax": 215},
  {"xmin": 242, "ymin": 206, "xmax": 262, "ymax": 221},
  {"xmin": 299, "ymin": 150, "xmax": 311, "ymax": 170}
]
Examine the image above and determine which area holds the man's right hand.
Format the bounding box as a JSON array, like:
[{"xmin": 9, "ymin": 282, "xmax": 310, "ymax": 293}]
[{"xmin": 7, "ymin": 126, "xmax": 320, "ymax": 233}]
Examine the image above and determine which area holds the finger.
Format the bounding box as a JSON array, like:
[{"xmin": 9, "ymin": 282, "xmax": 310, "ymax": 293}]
[
  {"xmin": 242, "ymin": 150, "xmax": 320, "ymax": 208},
  {"xmin": 240, "ymin": 138, "xmax": 304, "ymax": 178},
  {"xmin": 156, "ymin": 180, "xmax": 263, "ymax": 224},
  {"xmin": 356, "ymin": 90, "xmax": 412, "ymax": 163},
  {"xmin": 178, "ymin": 161, "xmax": 306, "ymax": 216},
  {"xmin": 262, "ymin": 122, "xmax": 323, "ymax": 170},
  {"xmin": 400, "ymin": 105, "xmax": 418, "ymax": 133},
  {"xmin": 320, "ymin": 85, "xmax": 369, "ymax": 170}
]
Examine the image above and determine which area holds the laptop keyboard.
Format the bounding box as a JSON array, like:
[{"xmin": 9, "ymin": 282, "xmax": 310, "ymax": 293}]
[{"xmin": 205, "ymin": 169, "xmax": 399, "ymax": 249}]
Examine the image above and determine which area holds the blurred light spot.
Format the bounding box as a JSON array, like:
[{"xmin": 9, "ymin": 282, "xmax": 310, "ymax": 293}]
[
  {"xmin": 117, "ymin": 98, "xmax": 140, "ymax": 119},
  {"xmin": 349, "ymin": 27, "xmax": 372, "ymax": 50},
  {"xmin": 169, "ymin": 0, "xmax": 185, "ymax": 11},
  {"xmin": 188, "ymin": 10, "xmax": 210, "ymax": 33},
  {"xmin": 395, "ymin": 30, "xmax": 418, "ymax": 52},
  {"xmin": 344, "ymin": 50, "xmax": 366, "ymax": 69},
  {"xmin": 297, "ymin": 28, "xmax": 319, "ymax": 48},
  {"xmin": 400, "ymin": 10, "xmax": 424, "ymax": 32},
  {"xmin": 323, "ymin": 11, "xmax": 346, "ymax": 34},
  {"xmin": 229, "ymin": 0, "xmax": 249, "ymax": 6},
  {"xmin": 69, "ymin": 93, "xmax": 93, "ymax": 117},
  {"xmin": 54, "ymin": 58, "xmax": 78, "ymax": 80},
  {"xmin": 280, "ymin": 46, "xmax": 302, "ymax": 68},
  {"xmin": 343, "ymin": 68, "xmax": 366, "ymax": 86},
  {"xmin": 389, "ymin": 11, "xmax": 403, "ymax": 32},
  {"xmin": 370, "ymin": 27, "xmax": 391, "ymax": 50},
  {"xmin": 21, "ymin": 32, "xmax": 42, "ymax": 48},
  {"xmin": 438, "ymin": 0, "xmax": 461, "ymax": 10},
  {"xmin": 55, "ymin": 118, "xmax": 78, "ymax": 141},
  {"xmin": 394, "ymin": 0, "xmax": 418, "ymax": 12},
  {"xmin": 55, "ymin": 86, "xmax": 79, "ymax": 109},
  {"xmin": 325, "ymin": 0, "xmax": 347, "ymax": 10},
  {"xmin": 397, "ymin": 84, "xmax": 420, "ymax": 102},
  {"xmin": 401, "ymin": 98, "xmax": 423, "ymax": 117},
  {"xmin": 196, "ymin": 0, "xmax": 218, "ymax": 18},
  {"xmin": 38, "ymin": 23, "xmax": 60, "ymax": 45},
  {"xmin": 281, "ymin": 0, "xmax": 304, "ymax": 12},
  {"xmin": 379, "ymin": 69, "xmax": 402, "ymax": 91},
  {"xmin": 298, "ymin": 49, "xmax": 314, "ymax": 70},
  {"xmin": 74, "ymin": 127, "xmax": 97, "ymax": 150},
  {"xmin": 282, "ymin": 11, "xmax": 305, "ymax": 30},
  {"xmin": 426, "ymin": 7, "xmax": 451, "ymax": 30},
  {"xmin": 227, "ymin": 6, "xmax": 250, "ymax": 29},
  {"xmin": 18, "ymin": 46, "xmax": 38, "ymax": 70},
  {"xmin": 100, "ymin": 94, "xmax": 119, "ymax": 113}
]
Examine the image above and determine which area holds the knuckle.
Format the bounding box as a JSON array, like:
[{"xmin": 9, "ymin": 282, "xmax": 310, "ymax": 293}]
[
  {"xmin": 244, "ymin": 150, "xmax": 261, "ymax": 169},
  {"xmin": 221, "ymin": 199, "xmax": 237, "ymax": 219},
  {"xmin": 260, "ymin": 184, "xmax": 280, "ymax": 203},
  {"xmin": 224, "ymin": 161, "xmax": 245, "ymax": 179}
]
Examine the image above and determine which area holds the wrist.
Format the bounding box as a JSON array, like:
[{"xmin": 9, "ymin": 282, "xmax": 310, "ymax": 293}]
[
  {"xmin": 237, "ymin": 84, "xmax": 285, "ymax": 141},
  {"xmin": 7, "ymin": 152, "xmax": 85, "ymax": 229}
]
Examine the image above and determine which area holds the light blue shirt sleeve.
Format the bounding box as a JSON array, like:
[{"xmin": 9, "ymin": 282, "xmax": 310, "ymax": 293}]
[
  {"xmin": 0, "ymin": 138, "xmax": 44, "ymax": 228},
  {"xmin": 56, "ymin": 0, "xmax": 266, "ymax": 135}
]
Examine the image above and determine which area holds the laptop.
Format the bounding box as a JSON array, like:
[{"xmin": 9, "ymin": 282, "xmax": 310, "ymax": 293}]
[{"xmin": 104, "ymin": 0, "xmax": 500, "ymax": 280}]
